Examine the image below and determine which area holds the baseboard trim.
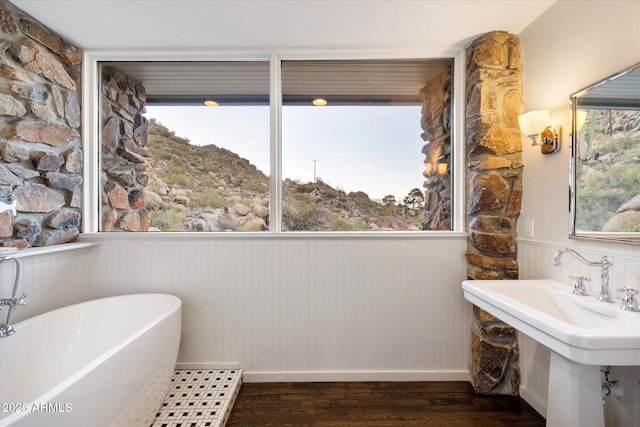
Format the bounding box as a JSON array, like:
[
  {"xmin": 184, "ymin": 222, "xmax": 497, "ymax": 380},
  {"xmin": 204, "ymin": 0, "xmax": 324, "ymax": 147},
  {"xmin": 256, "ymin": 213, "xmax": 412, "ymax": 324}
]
[
  {"xmin": 519, "ymin": 385, "xmax": 547, "ymax": 419},
  {"xmin": 176, "ymin": 362, "xmax": 242, "ymax": 370},
  {"xmin": 241, "ymin": 370, "xmax": 470, "ymax": 383}
]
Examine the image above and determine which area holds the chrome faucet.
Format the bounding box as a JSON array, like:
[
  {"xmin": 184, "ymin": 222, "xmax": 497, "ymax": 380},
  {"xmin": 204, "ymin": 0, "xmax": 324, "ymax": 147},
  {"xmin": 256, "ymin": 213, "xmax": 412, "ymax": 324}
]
[
  {"xmin": 0, "ymin": 255, "xmax": 26, "ymax": 337},
  {"xmin": 553, "ymin": 248, "xmax": 614, "ymax": 303}
]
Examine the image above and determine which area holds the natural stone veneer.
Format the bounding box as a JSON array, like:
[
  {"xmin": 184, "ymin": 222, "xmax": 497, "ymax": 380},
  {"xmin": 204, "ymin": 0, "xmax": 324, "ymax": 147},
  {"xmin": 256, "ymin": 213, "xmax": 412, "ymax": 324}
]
[
  {"xmin": 420, "ymin": 69, "xmax": 451, "ymax": 230},
  {"xmin": 0, "ymin": 0, "xmax": 82, "ymax": 248},
  {"xmin": 465, "ymin": 31, "xmax": 523, "ymax": 395},
  {"xmin": 100, "ymin": 66, "xmax": 149, "ymax": 231}
]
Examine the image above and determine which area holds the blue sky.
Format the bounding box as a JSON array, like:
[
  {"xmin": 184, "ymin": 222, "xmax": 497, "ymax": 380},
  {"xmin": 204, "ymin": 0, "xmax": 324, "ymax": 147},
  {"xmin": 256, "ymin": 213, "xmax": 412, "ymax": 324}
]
[{"xmin": 145, "ymin": 105, "xmax": 426, "ymax": 201}]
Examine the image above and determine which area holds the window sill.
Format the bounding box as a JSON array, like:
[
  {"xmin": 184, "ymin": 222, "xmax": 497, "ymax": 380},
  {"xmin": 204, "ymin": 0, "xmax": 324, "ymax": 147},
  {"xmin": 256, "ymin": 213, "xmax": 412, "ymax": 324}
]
[
  {"xmin": 79, "ymin": 231, "xmax": 468, "ymax": 241},
  {"xmin": 1, "ymin": 241, "xmax": 100, "ymax": 259}
]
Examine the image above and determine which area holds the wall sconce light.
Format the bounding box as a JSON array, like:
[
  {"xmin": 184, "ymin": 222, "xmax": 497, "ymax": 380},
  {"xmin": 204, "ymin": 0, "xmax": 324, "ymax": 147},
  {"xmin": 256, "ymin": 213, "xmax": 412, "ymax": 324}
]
[{"xmin": 518, "ymin": 109, "xmax": 561, "ymax": 155}]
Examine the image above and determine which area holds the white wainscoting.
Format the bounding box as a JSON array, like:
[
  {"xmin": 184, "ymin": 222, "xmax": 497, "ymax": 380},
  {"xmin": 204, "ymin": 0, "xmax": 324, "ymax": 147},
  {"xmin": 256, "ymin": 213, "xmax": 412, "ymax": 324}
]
[
  {"xmin": 88, "ymin": 235, "xmax": 472, "ymax": 382},
  {"xmin": 518, "ymin": 239, "xmax": 640, "ymax": 426},
  {"xmin": 0, "ymin": 246, "xmax": 95, "ymax": 324}
]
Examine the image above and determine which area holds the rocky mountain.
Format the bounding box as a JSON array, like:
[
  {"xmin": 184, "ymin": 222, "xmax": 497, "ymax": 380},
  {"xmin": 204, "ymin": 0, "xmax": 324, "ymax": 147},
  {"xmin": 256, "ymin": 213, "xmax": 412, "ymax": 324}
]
[{"xmin": 144, "ymin": 119, "xmax": 425, "ymax": 231}]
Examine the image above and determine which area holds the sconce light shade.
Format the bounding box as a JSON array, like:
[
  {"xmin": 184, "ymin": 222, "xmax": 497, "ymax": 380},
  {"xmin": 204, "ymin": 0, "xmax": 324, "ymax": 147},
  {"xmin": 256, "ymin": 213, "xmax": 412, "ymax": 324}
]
[
  {"xmin": 573, "ymin": 109, "xmax": 587, "ymax": 132},
  {"xmin": 518, "ymin": 110, "xmax": 549, "ymax": 145},
  {"xmin": 518, "ymin": 109, "xmax": 561, "ymax": 154}
]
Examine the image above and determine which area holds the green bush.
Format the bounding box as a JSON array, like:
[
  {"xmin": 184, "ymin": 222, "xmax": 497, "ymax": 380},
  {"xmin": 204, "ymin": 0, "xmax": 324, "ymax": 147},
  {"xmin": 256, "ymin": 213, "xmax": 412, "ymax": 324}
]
[{"xmin": 148, "ymin": 206, "xmax": 187, "ymax": 231}]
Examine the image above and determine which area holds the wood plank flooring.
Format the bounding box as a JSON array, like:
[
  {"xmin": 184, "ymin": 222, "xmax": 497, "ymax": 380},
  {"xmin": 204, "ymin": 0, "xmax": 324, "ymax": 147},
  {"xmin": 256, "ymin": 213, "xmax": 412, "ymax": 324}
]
[{"xmin": 226, "ymin": 381, "xmax": 546, "ymax": 427}]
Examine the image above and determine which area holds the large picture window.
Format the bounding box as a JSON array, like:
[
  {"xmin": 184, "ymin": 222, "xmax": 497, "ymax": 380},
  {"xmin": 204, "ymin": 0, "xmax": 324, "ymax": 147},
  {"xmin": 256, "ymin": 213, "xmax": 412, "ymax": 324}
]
[{"xmin": 97, "ymin": 57, "xmax": 453, "ymax": 233}]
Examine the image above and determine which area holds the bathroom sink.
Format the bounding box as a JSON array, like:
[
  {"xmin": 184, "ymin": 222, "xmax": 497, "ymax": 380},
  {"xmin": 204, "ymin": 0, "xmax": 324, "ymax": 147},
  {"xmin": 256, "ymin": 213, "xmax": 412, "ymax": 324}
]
[
  {"xmin": 463, "ymin": 279, "xmax": 640, "ymax": 427},
  {"xmin": 462, "ymin": 279, "xmax": 640, "ymax": 365}
]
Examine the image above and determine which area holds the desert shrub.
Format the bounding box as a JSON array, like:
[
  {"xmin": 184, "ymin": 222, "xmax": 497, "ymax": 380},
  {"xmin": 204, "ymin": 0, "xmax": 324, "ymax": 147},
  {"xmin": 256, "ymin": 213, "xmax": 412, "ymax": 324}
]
[
  {"xmin": 282, "ymin": 201, "xmax": 321, "ymax": 231},
  {"xmin": 163, "ymin": 162, "xmax": 195, "ymax": 187},
  {"xmin": 192, "ymin": 190, "xmax": 226, "ymax": 209},
  {"xmin": 328, "ymin": 216, "xmax": 354, "ymax": 231},
  {"xmin": 148, "ymin": 205, "xmax": 187, "ymax": 231}
]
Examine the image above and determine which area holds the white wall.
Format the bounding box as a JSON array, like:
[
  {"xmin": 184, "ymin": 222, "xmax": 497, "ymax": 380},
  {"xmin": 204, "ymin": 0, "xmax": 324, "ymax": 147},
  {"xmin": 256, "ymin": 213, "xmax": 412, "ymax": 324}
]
[
  {"xmin": 87, "ymin": 235, "xmax": 471, "ymax": 382},
  {"xmin": 518, "ymin": 1, "xmax": 640, "ymax": 424}
]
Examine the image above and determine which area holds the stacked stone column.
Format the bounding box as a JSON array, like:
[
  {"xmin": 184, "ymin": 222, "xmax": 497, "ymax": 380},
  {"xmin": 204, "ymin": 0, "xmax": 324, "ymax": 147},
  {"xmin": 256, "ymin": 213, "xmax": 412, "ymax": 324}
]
[{"xmin": 465, "ymin": 31, "xmax": 524, "ymax": 395}]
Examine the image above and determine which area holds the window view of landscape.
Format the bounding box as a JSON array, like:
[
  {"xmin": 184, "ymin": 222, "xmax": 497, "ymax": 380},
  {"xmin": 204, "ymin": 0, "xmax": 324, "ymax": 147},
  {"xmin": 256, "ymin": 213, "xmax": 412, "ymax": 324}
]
[
  {"xmin": 100, "ymin": 58, "xmax": 452, "ymax": 232},
  {"xmin": 575, "ymin": 109, "xmax": 640, "ymax": 232},
  {"xmin": 143, "ymin": 104, "xmax": 429, "ymax": 231}
]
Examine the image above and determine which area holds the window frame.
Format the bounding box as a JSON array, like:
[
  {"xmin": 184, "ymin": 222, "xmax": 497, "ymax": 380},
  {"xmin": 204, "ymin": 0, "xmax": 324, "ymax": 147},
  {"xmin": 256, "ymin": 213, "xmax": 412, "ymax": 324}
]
[{"xmin": 82, "ymin": 49, "xmax": 466, "ymax": 237}]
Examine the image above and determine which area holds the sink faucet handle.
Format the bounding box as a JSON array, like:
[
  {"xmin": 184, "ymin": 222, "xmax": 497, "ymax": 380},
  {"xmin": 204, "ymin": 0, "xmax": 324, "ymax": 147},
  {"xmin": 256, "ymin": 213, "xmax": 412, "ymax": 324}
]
[
  {"xmin": 569, "ymin": 275, "xmax": 590, "ymax": 296},
  {"xmin": 617, "ymin": 288, "xmax": 639, "ymax": 312}
]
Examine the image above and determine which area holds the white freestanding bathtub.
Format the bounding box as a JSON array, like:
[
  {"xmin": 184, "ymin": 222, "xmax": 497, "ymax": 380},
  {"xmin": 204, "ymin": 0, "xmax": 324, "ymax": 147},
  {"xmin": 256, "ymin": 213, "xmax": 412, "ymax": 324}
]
[{"xmin": 0, "ymin": 293, "xmax": 181, "ymax": 427}]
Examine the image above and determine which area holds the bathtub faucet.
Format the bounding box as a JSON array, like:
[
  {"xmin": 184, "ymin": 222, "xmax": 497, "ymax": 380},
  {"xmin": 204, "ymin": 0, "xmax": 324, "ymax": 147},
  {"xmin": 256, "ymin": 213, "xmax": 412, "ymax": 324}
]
[
  {"xmin": 0, "ymin": 256, "xmax": 26, "ymax": 338},
  {"xmin": 553, "ymin": 248, "xmax": 614, "ymax": 303}
]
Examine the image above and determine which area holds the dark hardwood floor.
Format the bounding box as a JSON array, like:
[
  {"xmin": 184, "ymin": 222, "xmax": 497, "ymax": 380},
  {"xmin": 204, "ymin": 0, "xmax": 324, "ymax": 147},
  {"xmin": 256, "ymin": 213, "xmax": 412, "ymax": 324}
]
[{"xmin": 226, "ymin": 381, "xmax": 545, "ymax": 427}]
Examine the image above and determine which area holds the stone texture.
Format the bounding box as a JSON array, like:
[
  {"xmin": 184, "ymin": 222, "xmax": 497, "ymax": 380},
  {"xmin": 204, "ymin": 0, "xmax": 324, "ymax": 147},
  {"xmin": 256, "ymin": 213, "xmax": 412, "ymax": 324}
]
[
  {"xmin": 65, "ymin": 91, "xmax": 80, "ymax": 128},
  {"xmin": 469, "ymin": 230, "xmax": 516, "ymax": 255},
  {"xmin": 468, "ymin": 125, "xmax": 522, "ymax": 156},
  {"xmin": 467, "ymin": 172, "xmax": 509, "ymax": 214},
  {"xmin": 101, "ymin": 118, "xmax": 120, "ymax": 152},
  {"xmin": 102, "ymin": 207, "xmax": 118, "ymax": 231},
  {"xmin": 0, "ymin": 140, "xmax": 30, "ymax": 162},
  {"xmin": 34, "ymin": 226, "xmax": 78, "ymax": 246},
  {"xmin": 17, "ymin": 14, "xmax": 81, "ymax": 65},
  {"xmin": 46, "ymin": 209, "xmax": 80, "ymax": 229},
  {"xmin": 10, "ymin": 119, "xmax": 79, "ymax": 147},
  {"xmin": 11, "ymin": 84, "xmax": 48, "ymax": 103},
  {"xmin": 0, "ymin": 93, "xmax": 26, "ymax": 116},
  {"xmin": 0, "ymin": 211, "xmax": 12, "ymax": 237},
  {"xmin": 0, "ymin": 5, "xmax": 18, "ymax": 34},
  {"xmin": 465, "ymin": 31, "xmax": 523, "ymax": 395},
  {"xmin": 8, "ymin": 39, "xmax": 76, "ymax": 90},
  {"xmin": 105, "ymin": 181, "xmax": 130, "ymax": 209},
  {"xmin": 14, "ymin": 182, "xmax": 65, "ymax": 212},
  {"xmin": 119, "ymin": 210, "xmax": 141, "ymax": 231},
  {"xmin": 31, "ymin": 150, "xmax": 64, "ymax": 171},
  {"xmin": 99, "ymin": 65, "xmax": 150, "ymax": 232},
  {"xmin": 0, "ymin": 164, "xmax": 21, "ymax": 185},
  {"xmin": 31, "ymin": 103, "xmax": 57, "ymax": 120},
  {"xmin": 62, "ymin": 147, "xmax": 82, "ymax": 173},
  {"xmin": 128, "ymin": 188, "xmax": 146, "ymax": 210},
  {"xmin": 14, "ymin": 216, "xmax": 41, "ymax": 243},
  {"xmin": 419, "ymin": 69, "xmax": 452, "ymax": 230},
  {"xmin": 45, "ymin": 171, "xmax": 82, "ymax": 191}
]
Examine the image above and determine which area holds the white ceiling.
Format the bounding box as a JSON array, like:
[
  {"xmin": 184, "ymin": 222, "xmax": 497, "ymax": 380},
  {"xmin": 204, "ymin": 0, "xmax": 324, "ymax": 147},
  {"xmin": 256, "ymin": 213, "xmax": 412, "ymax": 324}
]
[{"xmin": 9, "ymin": 0, "xmax": 556, "ymax": 51}]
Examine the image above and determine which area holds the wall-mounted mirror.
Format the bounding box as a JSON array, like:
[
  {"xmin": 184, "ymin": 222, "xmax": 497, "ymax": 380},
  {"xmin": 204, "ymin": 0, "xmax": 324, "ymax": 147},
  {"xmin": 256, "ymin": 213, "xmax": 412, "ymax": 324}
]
[{"xmin": 569, "ymin": 63, "xmax": 640, "ymax": 245}]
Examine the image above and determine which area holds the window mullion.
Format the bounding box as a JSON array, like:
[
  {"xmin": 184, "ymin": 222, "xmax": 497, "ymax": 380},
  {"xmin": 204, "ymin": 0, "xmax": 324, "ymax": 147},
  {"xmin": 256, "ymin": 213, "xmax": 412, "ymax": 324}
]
[{"xmin": 269, "ymin": 52, "xmax": 282, "ymax": 233}]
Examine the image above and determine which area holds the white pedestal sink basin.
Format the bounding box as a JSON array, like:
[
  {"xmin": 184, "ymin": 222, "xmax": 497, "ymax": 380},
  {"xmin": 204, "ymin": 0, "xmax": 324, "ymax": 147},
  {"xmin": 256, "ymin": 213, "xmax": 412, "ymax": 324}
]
[{"xmin": 462, "ymin": 279, "xmax": 640, "ymax": 427}]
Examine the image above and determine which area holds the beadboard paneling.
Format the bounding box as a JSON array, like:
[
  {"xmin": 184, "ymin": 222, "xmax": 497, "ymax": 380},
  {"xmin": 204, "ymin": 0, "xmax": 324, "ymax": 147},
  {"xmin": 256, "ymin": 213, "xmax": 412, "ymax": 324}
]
[
  {"xmin": 0, "ymin": 249, "xmax": 94, "ymax": 324},
  {"xmin": 89, "ymin": 236, "xmax": 471, "ymax": 381}
]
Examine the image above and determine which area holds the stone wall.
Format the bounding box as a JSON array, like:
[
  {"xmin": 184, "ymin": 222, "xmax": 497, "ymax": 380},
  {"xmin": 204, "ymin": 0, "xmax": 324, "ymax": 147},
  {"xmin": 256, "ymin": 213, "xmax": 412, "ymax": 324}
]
[
  {"xmin": 465, "ymin": 31, "xmax": 523, "ymax": 395},
  {"xmin": 100, "ymin": 65, "xmax": 150, "ymax": 231},
  {"xmin": 420, "ymin": 69, "xmax": 451, "ymax": 230},
  {"xmin": 0, "ymin": 0, "xmax": 82, "ymax": 247}
]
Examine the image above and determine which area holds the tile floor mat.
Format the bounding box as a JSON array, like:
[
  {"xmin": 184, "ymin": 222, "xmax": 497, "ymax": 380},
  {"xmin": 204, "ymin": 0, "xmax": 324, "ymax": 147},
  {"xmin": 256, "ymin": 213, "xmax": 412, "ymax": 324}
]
[{"xmin": 151, "ymin": 368, "xmax": 242, "ymax": 427}]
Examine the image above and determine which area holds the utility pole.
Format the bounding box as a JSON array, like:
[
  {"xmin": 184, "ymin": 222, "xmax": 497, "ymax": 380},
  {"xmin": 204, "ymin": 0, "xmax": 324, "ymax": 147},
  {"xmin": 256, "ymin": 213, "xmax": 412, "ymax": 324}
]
[{"xmin": 313, "ymin": 159, "xmax": 318, "ymax": 183}]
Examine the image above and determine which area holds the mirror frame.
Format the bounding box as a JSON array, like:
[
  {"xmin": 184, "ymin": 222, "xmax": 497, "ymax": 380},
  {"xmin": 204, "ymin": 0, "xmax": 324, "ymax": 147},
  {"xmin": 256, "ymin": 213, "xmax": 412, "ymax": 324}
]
[{"xmin": 569, "ymin": 63, "xmax": 640, "ymax": 246}]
